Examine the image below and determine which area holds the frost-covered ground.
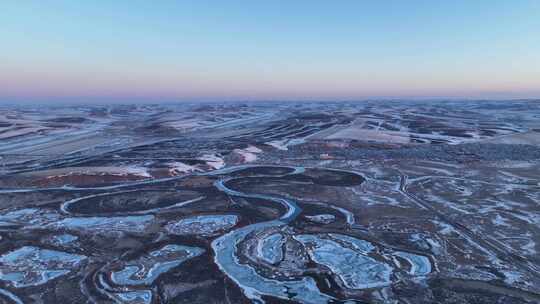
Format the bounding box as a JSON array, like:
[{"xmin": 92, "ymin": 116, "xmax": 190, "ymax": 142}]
[{"xmin": 0, "ymin": 101, "xmax": 540, "ymax": 303}]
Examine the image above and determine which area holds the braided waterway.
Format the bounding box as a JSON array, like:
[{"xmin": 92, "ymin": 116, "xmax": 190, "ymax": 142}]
[{"xmin": 0, "ymin": 164, "xmax": 438, "ymax": 303}]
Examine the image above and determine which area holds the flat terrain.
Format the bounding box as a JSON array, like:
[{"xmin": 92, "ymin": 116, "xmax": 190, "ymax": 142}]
[{"xmin": 0, "ymin": 101, "xmax": 540, "ymax": 303}]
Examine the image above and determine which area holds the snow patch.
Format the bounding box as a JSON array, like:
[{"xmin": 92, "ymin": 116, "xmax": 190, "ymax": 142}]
[
  {"xmin": 234, "ymin": 145, "xmax": 262, "ymax": 163},
  {"xmin": 167, "ymin": 162, "xmax": 202, "ymax": 175},
  {"xmin": 200, "ymin": 154, "xmax": 225, "ymax": 169}
]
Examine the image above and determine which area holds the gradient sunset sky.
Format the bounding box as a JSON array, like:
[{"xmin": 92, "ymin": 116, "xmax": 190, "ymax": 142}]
[{"xmin": 1, "ymin": 1, "xmax": 539, "ymax": 103}]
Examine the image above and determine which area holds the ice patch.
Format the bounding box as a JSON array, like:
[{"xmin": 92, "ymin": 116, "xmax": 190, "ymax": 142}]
[
  {"xmin": 492, "ymin": 214, "xmax": 511, "ymax": 227},
  {"xmin": 329, "ymin": 233, "xmax": 375, "ymax": 253},
  {"xmin": 0, "ymin": 246, "xmax": 86, "ymax": 288},
  {"xmin": 49, "ymin": 234, "xmax": 78, "ymax": 246},
  {"xmin": 434, "ymin": 220, "xmax": 458, "ymax": 236},
  {"xmin": 256, "ymin": 233, "xmax": 284, "ymax": 265},
  {"xmin": 113, "ymin": 290, "xmax": 152, "ymax": 304},
  {"xmin": 295, "ymin": 234, "xmax": 392, "ymax": 289},
  {"xmin": 166, "ymin": 214, "xmax": 238, "ymax": 236},
  {"xmin": 394, "ymin": 251, "xmax": 431, "ymax": 276},
  {"xmin": 503, "ymin": 270, "xmax": 523, "ymax": 285},
  {"xmin": 48, "ymin": 215, "xmax": 154, "ymax": 233},
  {"xmin": 111, "ymin": 244, "xmax": 204, "ymax": 286}
]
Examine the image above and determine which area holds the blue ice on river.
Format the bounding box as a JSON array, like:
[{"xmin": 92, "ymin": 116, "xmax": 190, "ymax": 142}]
[
  {"xmin": 394, "ymin": 251, "xmax": 432, "ymax": 276},
  {"xmin": 47, "ymin": 215, "xmax": 154, "ymax": 233},
  {"xmin": 111, "ymin": 244, "xmax": 204, "ymax": 286},
  {"xmin": 295, "ymin": 234, "xmax": 393, "ymax": 289},
  {"xmin": 0, "ymin": 246, "xmax": 86, "ymax": 288},
  {"xmin": 257, "ymin": 233, "xmax": 284, "ymax": 264}
]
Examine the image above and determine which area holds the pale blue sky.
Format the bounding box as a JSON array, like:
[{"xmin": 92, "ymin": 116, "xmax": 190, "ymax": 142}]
[{"xmin": 1, "ymin": 1, "xmax": 539, "ymax": 103}]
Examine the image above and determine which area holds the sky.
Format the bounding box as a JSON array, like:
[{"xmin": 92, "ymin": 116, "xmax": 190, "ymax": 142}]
[{"xmin": 1, "ymin": 1, "xmax": 540, "ymax": 104}]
